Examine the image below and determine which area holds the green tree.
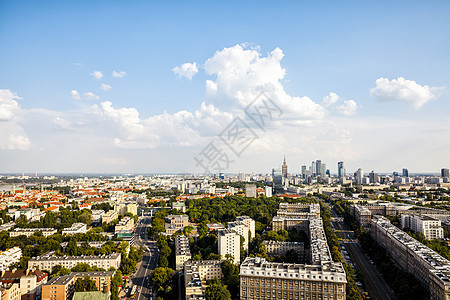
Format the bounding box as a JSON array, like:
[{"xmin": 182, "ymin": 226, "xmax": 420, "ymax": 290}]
[
  {"xmin": 205, "ymin": 279, "xmax": 231, "ymax": 300},
  {"xmin": 66, "ymin": 239, "xmax": 79, "ymax": 256},
  {"xmin": 74, "ymin": 276, "xmax": 98, "ymax": 292},
  {"xmin": 150, "ymin": 267, "xmax": 174, "ymax": 290}
]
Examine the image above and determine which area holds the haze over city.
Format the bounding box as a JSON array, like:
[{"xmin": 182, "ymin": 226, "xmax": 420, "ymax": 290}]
[{"xmin": 1, "ymin": 1, "xmax": 449, "ymax": 174}]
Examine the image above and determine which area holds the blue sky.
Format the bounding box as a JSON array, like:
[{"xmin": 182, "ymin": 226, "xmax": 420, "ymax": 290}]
[{"xmin": 0, "ymin": 1, "xmax": 449, "ymax": 174}]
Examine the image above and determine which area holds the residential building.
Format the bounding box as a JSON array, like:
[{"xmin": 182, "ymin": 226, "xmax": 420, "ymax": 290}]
[
  {"xmin": 401, "ymin": 214, "xmax": 444, "ymax": 240},
  {"xmin": 62, "ymin": 223, "xmax": 88, "ymax": 235},
  {"xmin": 206, "ymin": 223, "xmax": 225, "ymax": 231},
  {"xmin": 353, "ymin": 205, "xmax": 371, "ymax": 226},
  {"xmin": 90, "ymin": 210, "xmax": 105, "ymax": 224},
  {"xmin": 0, "ymin": 283, "xmax": 20, "ymax": 300},
  {"xmin": 102, "ymin": 211, "xmax": 118, "ymax": 224},
  {"xmin": 9, "ymin": 228, "xmax": 57, "ymax": 238},
  {"xmin": 0, "ymin": 247, "xmax": 22, "ymax": 272},
  {"xmin": 228, "ymin": 221, "xmax": 249, "ymax": 251},
  {"xmin": 245, "ymin": 184, "xmax": 257, "ymax": 198},
  {"xmin": 114, "ymin": 217, "xmax": 134, "ymax": 232},
  {"xmin": 184, "ymin": 260, "xmax": 222, "ymax": 300},
  {"xmin": 371, "ymin": 216, "xmax": 450, "ymax": 299},
  {"xmin": 265, "ymin": 186, "xmax": 273, "ymax": 197},
  {"xmin": 0, "ymin": 222, "xmax": 15, "ymax": 232},
  {"xmin": 236, "ymin": 216, "xmax": 256, "ymax": 239},
  {"xmin": 28, "ymin": 252, "xmax": 121, "ymax": 272},
  {"xmin": 218, "ymin": 229, "xmax": 240, "ymax": 264},
  {"xmin": 41, "ymin": 275, "xmax": 75, "ymax": 300},
  {"xmin": 69, "ymin": 271, "xmax": 114, "ymax": 291},
  {"xmin": 262, "ymin": 241, "xmax": 304, "ymax": 260},
  {"xmin": 240, "ymin": 257, "xmax": 347, "ymax": 300},
  {"xmin": 0, "ymin": 269, "xmax": 48, "ymax": 300},
  {"xmin": 175, "ymin": 235, "xmax": 191, "ymax": 271}
]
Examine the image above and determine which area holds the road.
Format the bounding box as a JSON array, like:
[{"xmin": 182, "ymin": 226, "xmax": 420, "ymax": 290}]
[
  {"xmin": 124, "ymin": 216, "xmax": 159, "ymax": 300},
  {"xmin": 330, "ymin": 206, "xmax": 396, "ymax": 300}
]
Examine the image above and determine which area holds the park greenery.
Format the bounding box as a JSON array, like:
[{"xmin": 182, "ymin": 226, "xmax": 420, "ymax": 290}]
[{"xmin": 74, "ymin": 276, "xmax": 98, "ymax": 292}]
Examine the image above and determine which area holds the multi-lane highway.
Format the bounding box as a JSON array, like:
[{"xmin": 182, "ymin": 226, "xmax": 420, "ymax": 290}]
[
  {"xmin": 124, "ymin": 216, "xmax": 159, "ymax": 300},
  {"xmin": 330, "ymin": 206, "xmax": 396, "ymax": 300}
]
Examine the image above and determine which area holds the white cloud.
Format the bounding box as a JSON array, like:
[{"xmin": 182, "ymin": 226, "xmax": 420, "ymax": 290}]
[
  {"xmin": 8, "ymin": 134, "xmax": 31, "ymax": 150},
  {"xmin": 100, "ymin": 83, "xmax": 112, "ymax": 91},
  {"xmin": 91, "ymin": 70, "xmax": 104, "ymax": 80},
  {"xmin": 336, "ymin": 100, "xmax": 358, "ymax": 116},
  {"xmin": 71, "ymin": 90, "xmax": 99, "ymax": 100},
  {"xmin": 173, "ymin": 62, "xmax": 199, "ymax": 80},
  {"xmin": 70, "ymin": 90, "xmax": 81, "ymax": 100},
  {"xmin": 0, "ymin": 89, "xmax": 20, "ymax": 121},
  {"xmin": 322, "ymin": 92, "xmax": 340, "ymax": 106},
  {"xmin": 112, "ymin": 71, "xmax": 126, "ymax": 78},
  {"xmin": 370, "ymin": 77, "xmax": 439, "ymax": 109}
]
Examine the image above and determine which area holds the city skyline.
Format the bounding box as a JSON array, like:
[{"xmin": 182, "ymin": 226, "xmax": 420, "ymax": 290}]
[{"xmin": 1, "ymin": 1, "xmax": 449, "ymax": 174}]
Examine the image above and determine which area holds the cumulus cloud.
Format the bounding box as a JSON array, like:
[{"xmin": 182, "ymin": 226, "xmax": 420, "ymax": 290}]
[
  {"xmin": 112, "ymin": 71, "xmax": 126, "ymax": 78},
  {"xmin": 322, "ymin": 92, "xmax": 340, "ymax": 106},
  {"xmin": 100, "ymin": 83, "xmax": 112, "ymax": 91},
  {"xmin": 8, "ymin": 134, "xmax": 31, "ymax": 150},
  {"xmin": 0, "ymin": 89, "xmax": 20, "ymax": 121},
  {"xmin": 70, "ymin": 90, "xmax": 81, "ymax": 100},
  {"xmin": 91, "ymin": 70, "xmax": 104, "ymax": 80},
  {"xmin": 370, "ymin": 77, "xmax": 439, "ymax": 109},
  {"xmin": 336, "ymin": 100, "xmax": 358, "ymax": 116},
  {"xmin": 173, "ymin": 62, "xmax": 199, "ymax": 80},
  {"xmin": 71, "ymin": 90, "xmax": 99, "ymax": 100}
]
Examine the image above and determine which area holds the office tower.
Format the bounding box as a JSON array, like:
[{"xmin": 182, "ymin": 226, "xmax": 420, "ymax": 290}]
[
  {"xmin": 442, "ymin": 168, "xmax": 450, "ymax": 178},
  {"xmin": 272, "ymin": 168, "xmax": 283, "ymax": 194},
  {"xmin": 355, "ymin": 168, "xmax": 363, "ymax": 184},
  {"xmin": 320, "ymin": 163, "xmax": 326, "ymax": 177},
  {"xmin": 402, "ymin": 168, "xmax": 409, "ymax": 177},
  {"xmin": 282, "ymin": 156, "xmax": 288, "ymax": 179},
  {"xmin": 311, "ymin": 161, "xmax": 317, "ymax": 177},
  {"xmin": 369, "ymin": 171, "xmax": 379, "ymax": 184},
  {"xmin": 315, "ymin": 160, "xmax": 322, "ymax": 177},
  {"xmin": 301, "ymin": 165, "xmax": 306, "ymax": 178},
  {"xmin": 338, "ymin": 161, "xmax": 346, "ymax": 178}
]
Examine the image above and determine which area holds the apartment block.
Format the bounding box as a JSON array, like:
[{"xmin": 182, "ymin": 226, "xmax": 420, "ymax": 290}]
[
  {"xmin": 236, "ymin": 216, "xmax": 256, "ymax": 239},
  {"xmin": 262, "ymin": 241, "xmax": 304, "ymax": 260},
  {"xmin": 62, "ymin": 223, "xmax": 88, "ymax": 235},
  {"xmin": 228, "ymin": 221, "xmax": 249, "ymax": 251},
  {"xmin": 0, "ymin": 283, "xmax": 20, "ymax": 300},
  {"xmin": 102, "ymin": 210, "xmax": 118, "ymax": 224},
  {"xmin": 184, "ymin": 260, "xmax": 222, "ymax": 300},
  {"xmin": 90, "ymin": 210, "xmax": 105, "ymax": 224},
  {"xmin": 9, "ymin": 228, "xmax": 57, "ymax": 238},
  {"xmin": 240, "ymin": 257, "xmax": 346, "ymax": 300},
  {"xmin": 218, "ymin": 229, "xmax": 240, "ymax": 264},
  {"xmin": 114, "ymin": 216, "xmax": 135, "ymax": 232},
  {"xmin": 0, "ymin": 247, "xmax": 22, "ymax": 272},
  {"xmin": 371, "ymin": 216, "xmax": 450, "ymax": 299},
  {"xmin": 277, "ymin": 203, "xmax": 321, "ymax": 218},
  {"xmin": 245, "ymin": 184, "xmax": 257, "ymax": 198},
  {"xmin": 401, "ymin": 214, "xmax": 444, "ymax": 240},
  {"xmin": 0, "ymin": 269, "xmax": 48, "ymax": 300},
  {"xmin": 353, "ymin": 205, "xmax": 371, "ymax": 226},
  {"xmin": 175, "ymin": 235, "xmax": 191, "ymax": 270},
  {"xmin": 28, "ymin": 252, "xmax": 121, "ymax": 272},
  {"xmin": 41, "ymin": 275, "xmax": 75, "ymax": 300},
  {"xmin": 69, "ymin": 271, "xmax": 114, "ymax": 291}
]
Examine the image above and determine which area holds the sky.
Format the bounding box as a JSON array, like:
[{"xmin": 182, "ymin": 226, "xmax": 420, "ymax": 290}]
[{"xmin": 0, "ymin": 0, "xmax": 449, "ymax": 174}]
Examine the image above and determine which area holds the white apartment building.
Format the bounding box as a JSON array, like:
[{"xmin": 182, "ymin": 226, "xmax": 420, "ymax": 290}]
[
  {"xmin": 175, "ymin": 235, "xmax": 191, "ymax": 270},
  {"xmin": 62, "ymin": 223, "xmax": 88, "ymax": 235},
  {"xmin": 90, "ymin": 210, "xmax": 105, "ymax": 224},
  {"xmin": 28, "ymin": 252, "xmax": 121, "ymax": 271},
  {"xmin": 114, "ymin": 216, "xmax": 135, "ymax": 232},
  {"xmin": 0, "ymin": 247, "xmax": 22, "ymax": 271},
  {"xmin": 9, "ymin": 228, "xmax": 57, "ymax": 238},
  {"xmin": 401, "ymin": 214, "xmax": 444, "ymax": 240},
  {"xmin": 218, "ymin": 229, "xmax": 240, "ymax": 264},
  {"xmin": 236, "ymin": 216, "xmax": 256, "ymax": 239},
  {"xmin": 228, "ymin": 221, "xmax": 249, "ymax": 251}
]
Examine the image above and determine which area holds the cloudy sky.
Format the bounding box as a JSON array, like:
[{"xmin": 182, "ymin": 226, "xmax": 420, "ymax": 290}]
[{"xmin": 1, "ymin": 1, "xmax": 449, "ymax": 174}]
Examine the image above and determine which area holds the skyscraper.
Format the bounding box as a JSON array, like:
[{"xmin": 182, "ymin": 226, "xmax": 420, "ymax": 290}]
[
  {"xmin": 272, "ymin": 168, "xmax": 283, "ymax": 194},
  {"xmin": 402, "ymin": 168, "xmax": 409, "ymax": 177},
  {"xmin": 355, "ymin": 168, "xmax": 363, "ymax": 184},
  {"xmin": 301, "ymin": 165, "xmax": 306, "ymax": 178},
  {"xmin": 442, "ymin": 168, "xmax": 450, "ymax": 178},
  {"xmin": 338, "ymin": 161, "xmax": 346, "ymax": 178},
  {"xmin": 282, "ymin": 156, "xmax": 288, "ymax": 179}
]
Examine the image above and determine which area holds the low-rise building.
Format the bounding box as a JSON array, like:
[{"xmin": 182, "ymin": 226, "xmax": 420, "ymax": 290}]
[
  {"xmin": 90, "ymin": 210, "xmax": 105, "ymax": 224},
  {"xmin": 102, "ymin": 211, "xmax": 118, "ymax": 224},
  {"xmin": 0, "ymin": 247, "xmax": 22, "ymax": 271},
  {"xmin": 206, "ymin": 223, "xmax": 225, "ymax": 231},
  {"xmin": 62, "ymin": 223, "xmax": 88, "ymax": 235},
  {"xmin": 165, "ymin": 215, "xmax": 189, "ymax": 234},
  {"xmin": 175, "ymin": 235, "xmax": 191, "ymax": 270},
  {"xmin": 172, "ymin": 201, "xmax": 186, "ymax": 213},
  {"xmin": 0, "ymin": 283, "xmax": 20, "ymax": 300},
  {"xmin": 9, "ymin": 228, "xmax": 57, "ymax": 238},
  {"xmin": 184, "ymin": 260, "xmax": 222, "ymax": 299},
  {"xmin": 0, "ymin": 269, "xmax": 48, "ymax": 300},
  {"xmin": 0, "ymin": 222, "xmax": 15, "ymax": 232},
  {"xmin": 69, "ymin": 271, "xmax": 115, "ymax": 291},
  {"xmin": 28, "ymin": 252, "xmax": 121, "ymax": 272},
  {"xmin": 41, "ymin": 275, "xmax": 75, "ymax": 300},
  {"xmin": 114, "ymin": 217, "xmax": 134, "ymax": 232}
]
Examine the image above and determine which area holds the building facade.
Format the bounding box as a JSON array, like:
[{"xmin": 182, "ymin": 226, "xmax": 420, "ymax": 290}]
[
  {"xmin": 218, "ymin": 229, "xmax": 240, "ymax": 264},
  {"xmin": 28, "ymin": 252, "xmax": 121, "ymax": 272}
]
